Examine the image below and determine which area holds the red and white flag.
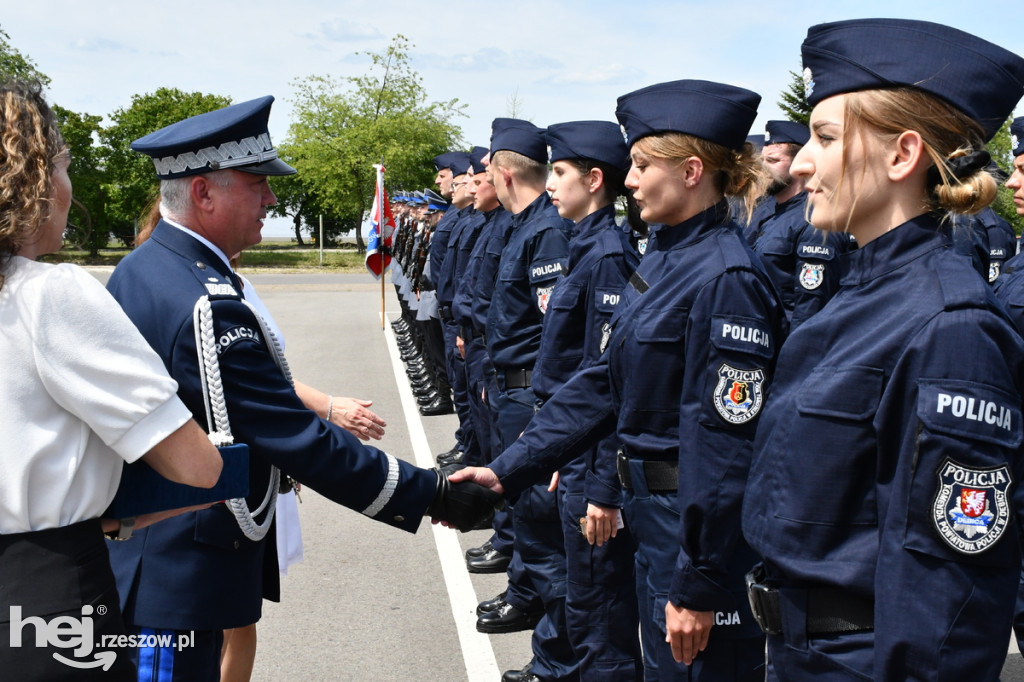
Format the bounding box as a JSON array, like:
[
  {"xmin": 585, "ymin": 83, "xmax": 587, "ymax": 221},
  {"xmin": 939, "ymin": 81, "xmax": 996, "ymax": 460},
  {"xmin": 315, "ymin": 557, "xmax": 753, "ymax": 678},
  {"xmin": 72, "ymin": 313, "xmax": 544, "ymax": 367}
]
[{"xmin": 365, "ymin": 163, "xmax": 395, "ymax": 278}]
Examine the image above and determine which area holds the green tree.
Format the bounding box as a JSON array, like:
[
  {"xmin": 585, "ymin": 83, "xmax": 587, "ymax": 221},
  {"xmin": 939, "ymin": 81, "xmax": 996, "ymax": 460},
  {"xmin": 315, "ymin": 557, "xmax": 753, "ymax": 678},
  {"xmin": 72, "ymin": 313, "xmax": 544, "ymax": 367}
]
[
  {"xmin": 101, "ymin": 88, "xmax": 231, "ymax": 245},
  {"xmin": 54, "ymin": 105, "xmax": 108, "ymax": 255},
  {"xmin": 0, "ymin": 26, "xmax": 48, "ymax": 84},
  {"xmin": 988, "ymin": 117, "xmax": 1023, "ymax": 235},
  {"xmin": 778, "ymin": 67, "xmax": 811, "ymax": 126},
  {"xmin": 286, "ymin": 34, "xmax": 465, "ymax": 248}
]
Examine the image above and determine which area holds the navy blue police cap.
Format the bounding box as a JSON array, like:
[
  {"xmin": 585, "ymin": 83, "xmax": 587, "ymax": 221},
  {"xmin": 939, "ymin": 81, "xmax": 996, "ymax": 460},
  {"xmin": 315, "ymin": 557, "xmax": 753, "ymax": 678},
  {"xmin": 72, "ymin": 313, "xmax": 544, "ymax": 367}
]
[
  {"xmin": 1011, "ymin": 117, "xmax": 1024, "ymax": 158},
  {"xmin": 469, "ymin": 146, "xmax": 489, "ymax": 174},
  {"xmin": 746, "ymin": 134, "xmax": 766, "ymax": 150},
  {"xmin": 132, "ymin": 96, "xmax": 295, "ymax": 180},
  {"xmin": 764, "ymin": 120, "xmax": 809, "ymax": 146},
  {"xmin": 424, "ymin": 188, "xmax": 447, "ymax": 212},
  {"xmin": 490, "ymin": 118, "xmax": 547, "ymax": 163},
  {"xmin": 800, "ymin": 18, "xmax": 1024, "ymax": 141},
  {"xmin": 410, "ymin": 191, "xmax": 426, "ymax": 206},
  {"xmin": 433, "ymin": 152, "xmax": 463, "ymax": 172},
  {"xmin": 448, "ymin": 152, "xmax": 474, "ymax": 177},
  {"xmin": 615, "ymin": 79, "xmax": 761, "ymax": 151},
  {"xmin": 545, "ymin": 121, "xmax": 630, "ymax": 172}
]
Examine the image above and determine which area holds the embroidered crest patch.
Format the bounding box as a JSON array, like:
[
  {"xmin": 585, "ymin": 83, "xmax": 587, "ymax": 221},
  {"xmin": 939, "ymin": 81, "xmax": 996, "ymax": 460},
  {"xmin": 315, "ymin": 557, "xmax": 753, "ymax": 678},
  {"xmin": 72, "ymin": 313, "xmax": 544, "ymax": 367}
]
[
  {"xmin": 799, "ymin": 262, "xmax": 825, "ymax": 290},
  {"xmin": 713, "ymin": 364, "xmax": 765, "ymax": 424},
  {"xmin": 989, "ymin": 261, "xmax": 1000, "ymax": 283},
  {"xmin": 537, "ymin": 285, "xmax": 554, "ymax": 314},
  {"xmin": 932, "ymin": 458, "xmax": 1012, "ymax": 555}
]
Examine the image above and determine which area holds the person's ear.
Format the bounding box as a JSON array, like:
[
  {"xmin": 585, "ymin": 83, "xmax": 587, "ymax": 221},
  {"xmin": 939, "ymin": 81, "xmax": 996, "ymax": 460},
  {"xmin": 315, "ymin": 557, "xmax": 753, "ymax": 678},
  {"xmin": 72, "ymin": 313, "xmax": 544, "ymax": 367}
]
[
  {"xmin": 682, "ymin": 156, "xmax": 704, "ymax": 188},
  {"xmin": 889, "ymin": 130, "xmax": 924, "ymax": 182}
]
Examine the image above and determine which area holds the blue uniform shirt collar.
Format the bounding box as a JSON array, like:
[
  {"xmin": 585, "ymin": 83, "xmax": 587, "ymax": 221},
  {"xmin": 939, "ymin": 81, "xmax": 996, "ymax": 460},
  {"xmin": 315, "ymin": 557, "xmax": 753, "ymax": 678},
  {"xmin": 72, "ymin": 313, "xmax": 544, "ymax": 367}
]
[
  {"xmin": 162, "ymin": 215, "xmax": 234, "ymax": 273},
  {"xmin": 654, "ymin": 200, "xmax": 733, "ymax": 251},
  {"xmin": 510, "ymin": 191, "xmax": 553, "ymax": 227},
  {"xmin": 841, "ymin": 212, "xmax": 948, "ymax": 286}
]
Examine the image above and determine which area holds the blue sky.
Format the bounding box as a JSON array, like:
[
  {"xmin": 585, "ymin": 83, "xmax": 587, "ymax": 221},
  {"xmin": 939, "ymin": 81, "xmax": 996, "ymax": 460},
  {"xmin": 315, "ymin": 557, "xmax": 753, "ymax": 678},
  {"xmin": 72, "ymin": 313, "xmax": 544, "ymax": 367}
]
[{"xmin": 5, "ymin": 0, "xmax": 1023, "ymax": 236}]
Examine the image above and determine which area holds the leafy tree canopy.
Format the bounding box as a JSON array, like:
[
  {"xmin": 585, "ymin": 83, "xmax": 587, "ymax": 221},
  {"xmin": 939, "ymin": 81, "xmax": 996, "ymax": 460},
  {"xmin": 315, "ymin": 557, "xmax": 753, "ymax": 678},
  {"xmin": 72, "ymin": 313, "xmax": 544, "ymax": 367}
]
[{"xmin": 284, "ymin": 34, "xmax": 465, "ymax": 246}]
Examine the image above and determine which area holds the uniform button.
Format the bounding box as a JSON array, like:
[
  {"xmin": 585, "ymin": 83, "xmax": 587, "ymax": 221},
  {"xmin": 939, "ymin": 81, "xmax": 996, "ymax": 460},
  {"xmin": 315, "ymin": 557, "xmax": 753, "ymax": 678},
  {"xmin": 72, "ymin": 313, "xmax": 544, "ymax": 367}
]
[
  {"xmin": 196, "ymin": 261, "xmax": 207, "ymax": 269},
  {"xmin": 393, "ymin": 515, "xmax": 405, "ymax": 523},
  {"xmin": 233, "ymin": 540, "xmax": 240, "ymax": 549}
]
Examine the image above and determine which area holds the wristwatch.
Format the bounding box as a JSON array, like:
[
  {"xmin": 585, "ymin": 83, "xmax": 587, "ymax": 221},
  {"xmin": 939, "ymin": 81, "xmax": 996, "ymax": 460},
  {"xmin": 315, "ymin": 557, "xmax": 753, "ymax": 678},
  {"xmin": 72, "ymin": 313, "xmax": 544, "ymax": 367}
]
[{"xmin": 104, "ymin": 517, "xmax": 137, "ymax": 541}]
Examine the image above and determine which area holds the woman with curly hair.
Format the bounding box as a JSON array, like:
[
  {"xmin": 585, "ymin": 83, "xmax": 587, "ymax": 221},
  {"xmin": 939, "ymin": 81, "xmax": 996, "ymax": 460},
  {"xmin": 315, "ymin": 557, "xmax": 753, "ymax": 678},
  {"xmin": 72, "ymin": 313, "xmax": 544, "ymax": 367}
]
[{"xmin": 0, "ymin": 79, "xmax": 222, "ymax": 680}]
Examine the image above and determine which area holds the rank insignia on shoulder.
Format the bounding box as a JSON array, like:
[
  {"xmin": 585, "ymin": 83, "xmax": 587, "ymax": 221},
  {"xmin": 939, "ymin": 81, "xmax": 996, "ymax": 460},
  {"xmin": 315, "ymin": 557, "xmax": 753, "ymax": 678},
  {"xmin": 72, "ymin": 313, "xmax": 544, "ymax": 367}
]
[
  {"xmin": 932, "ymin": 458, "xmax": 1012, "ymax": 555},
  {"xmin": 712, "ymin": 364, "xmax": 765, "ymax": 425},
  {"xmin": 798, "ymin": 262, "xmax": 825, "ymax": 290}
]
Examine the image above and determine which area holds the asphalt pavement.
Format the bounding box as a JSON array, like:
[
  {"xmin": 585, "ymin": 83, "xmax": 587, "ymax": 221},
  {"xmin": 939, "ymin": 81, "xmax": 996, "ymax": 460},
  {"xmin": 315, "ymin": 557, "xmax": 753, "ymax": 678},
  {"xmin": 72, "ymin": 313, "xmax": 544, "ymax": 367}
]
[{"xmin": 86, "ymin": 269, "xmax": 1024, "ymax": 680}]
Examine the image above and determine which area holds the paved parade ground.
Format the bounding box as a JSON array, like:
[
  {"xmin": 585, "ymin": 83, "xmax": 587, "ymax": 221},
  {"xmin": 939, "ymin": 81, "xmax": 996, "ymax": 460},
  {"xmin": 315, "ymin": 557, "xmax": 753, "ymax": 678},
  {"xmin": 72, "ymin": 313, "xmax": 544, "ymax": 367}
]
[{"xmin": 86, "ymin": 270, "xmax": 1024, "ymax": 681}]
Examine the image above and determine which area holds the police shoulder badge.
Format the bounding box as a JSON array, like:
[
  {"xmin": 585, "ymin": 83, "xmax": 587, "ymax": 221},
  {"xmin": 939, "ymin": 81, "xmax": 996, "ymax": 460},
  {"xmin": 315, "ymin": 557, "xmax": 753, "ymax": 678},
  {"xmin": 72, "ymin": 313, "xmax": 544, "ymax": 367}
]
[
  {"xmin": 713, "ymin": 364, "xmax": 765, "ymax": 425},
  {"xmin": 932, "ymin": 458, "xmax": 1012, "ymax": 555},
  {"xmin": 989, "ymin": 261, "xmax": 1000, "ymax": 283},
  {"xmin": 799, "ymin": 262, "xmax": 825, "ymax": 290}
]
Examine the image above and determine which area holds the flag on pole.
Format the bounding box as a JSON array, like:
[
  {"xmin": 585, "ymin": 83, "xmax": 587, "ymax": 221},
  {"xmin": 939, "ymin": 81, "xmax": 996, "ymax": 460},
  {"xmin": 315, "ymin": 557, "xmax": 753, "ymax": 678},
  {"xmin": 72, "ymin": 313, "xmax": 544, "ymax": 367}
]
[{"xmin": 365, "ymin": 163, "xmax": 395, "ymax": 278}]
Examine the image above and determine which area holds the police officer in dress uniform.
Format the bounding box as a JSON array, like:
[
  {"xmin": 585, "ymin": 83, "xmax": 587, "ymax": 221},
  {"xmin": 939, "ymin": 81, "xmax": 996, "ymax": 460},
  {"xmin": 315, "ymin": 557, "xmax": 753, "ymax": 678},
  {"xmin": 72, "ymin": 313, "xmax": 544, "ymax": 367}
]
[
  {"xmin": 433, "ymin": 150, "xmax": 482, "ymax": 466},
  {"xmin": 532, "ymin": 121, "xmax": 643, "ymax": 681},
  {"xmin": 745, "ymin": 120, "xmax": 850, "ymax": 331},
  {"xmin": 990, "ymin": 116, "xmax": 1024, "ymax": 656},
  {"xmin": 480, "ymin": 118, "xmax": 579, "ymax": 681},
  {"xmin": 453, "ymin": 80, "xmax": 786, "ymax": 681},
  {"xmin": 414, "ymin": 188, "xmax": 456, "ymax": 416},
  {"xmin": 105, "ymin": 97, "xmax": 500, "ymax": 681},
  {"xmin": 741, "ymin": 20, "xmax": 1024, "ymax": 681},
  {"xmin": 450, "ymin": 153, "xmax": 522, "ymax": 579}
]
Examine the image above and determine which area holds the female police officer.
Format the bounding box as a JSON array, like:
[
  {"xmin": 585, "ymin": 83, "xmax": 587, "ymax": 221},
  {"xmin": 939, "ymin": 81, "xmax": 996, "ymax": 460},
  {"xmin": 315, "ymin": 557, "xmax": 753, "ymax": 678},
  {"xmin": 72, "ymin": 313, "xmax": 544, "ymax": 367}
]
[
  {"xmin": 741, "ymin": 19, "xmax": 1024, "ymax": 681},
  {"xmin": 531, "ymin": 120, "xmax": 642, "ymax": 680},
  {"xmin": 451, "ymin": 80, "xmax": 786, "ymax": 681}
]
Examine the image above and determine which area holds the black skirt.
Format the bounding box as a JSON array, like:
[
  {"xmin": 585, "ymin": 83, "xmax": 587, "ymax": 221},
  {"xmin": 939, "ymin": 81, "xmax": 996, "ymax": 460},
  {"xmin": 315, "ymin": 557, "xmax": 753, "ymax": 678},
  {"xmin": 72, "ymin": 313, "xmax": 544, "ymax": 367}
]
[{"xmin": 0, "ymin": 518, "xmax": 136, "ymax": 680}]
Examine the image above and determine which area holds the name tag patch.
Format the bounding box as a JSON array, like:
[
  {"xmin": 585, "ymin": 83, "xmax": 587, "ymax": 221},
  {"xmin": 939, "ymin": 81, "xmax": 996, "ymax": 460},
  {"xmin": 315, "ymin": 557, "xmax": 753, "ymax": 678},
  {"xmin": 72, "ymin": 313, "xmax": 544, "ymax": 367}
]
[
  {"xmin": 529, "ymin": 260, "xmax": 563, "ymax": 284},
  {"xmin": 713, "ymin": 364, "xmax": 765, "ymax": 425},
  {"xmin": 932, "ymin": 458, "xmax": 1012, "ymax": 555},
  {"xmin": 205, "ymin": 283, "xmax": 239, "ymax": 296},
  {"xmin": 799, "ymin": 262, "xmax": 825, "ymax": 290},
  {"xmin": 798, "ymin": 243, "xmax": 834, "ymax": 259}
]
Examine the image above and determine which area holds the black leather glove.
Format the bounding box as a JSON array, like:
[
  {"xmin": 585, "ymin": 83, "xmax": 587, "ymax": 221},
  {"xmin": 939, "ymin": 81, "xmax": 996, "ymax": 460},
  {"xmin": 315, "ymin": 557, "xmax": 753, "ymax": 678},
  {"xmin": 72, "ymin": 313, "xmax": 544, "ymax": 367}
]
[{"xmin": 426, "ymin": 468, "xmax": 505, "ymax": 532}]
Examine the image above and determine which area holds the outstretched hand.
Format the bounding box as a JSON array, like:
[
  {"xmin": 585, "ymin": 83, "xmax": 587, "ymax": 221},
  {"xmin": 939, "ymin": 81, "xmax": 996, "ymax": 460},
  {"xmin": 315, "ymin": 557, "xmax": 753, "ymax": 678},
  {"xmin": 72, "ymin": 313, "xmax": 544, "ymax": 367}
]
[
  {"xmin": 427, "ymin": 468, "xmax": 505, "ymax": 532},
  {"xmin": 446, "ymin": 466, "xmax": 505, "ymax": 495}
]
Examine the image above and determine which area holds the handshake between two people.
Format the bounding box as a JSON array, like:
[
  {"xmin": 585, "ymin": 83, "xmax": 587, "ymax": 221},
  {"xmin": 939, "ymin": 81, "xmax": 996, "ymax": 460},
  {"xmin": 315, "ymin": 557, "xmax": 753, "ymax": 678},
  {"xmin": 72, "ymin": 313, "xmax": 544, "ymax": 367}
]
[{"xmin": 427, "ymin": 466, "xmax": 505, "ymax": 532}]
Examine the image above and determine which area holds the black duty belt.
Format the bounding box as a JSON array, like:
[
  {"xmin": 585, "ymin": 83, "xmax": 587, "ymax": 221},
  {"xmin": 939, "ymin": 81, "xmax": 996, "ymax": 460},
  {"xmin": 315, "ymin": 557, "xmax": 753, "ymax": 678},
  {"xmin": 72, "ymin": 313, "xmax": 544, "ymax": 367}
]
[
  {"xmin": 616, "ymin": 449, "xmax": 678, "ymax": 492},
  {"xmin": 439, "ymin": 306, "xmax": 454, "ymax": 321},
  {"xmin": 504, "ymin": 368, "xmax": 533, "ymax": 389},
  {"xmin": 745, "ymin": 566, "xmax": 874, "ymax": 637},
  {"xmin": 459, "ymin": 325, "xmax": 481, "ymax": 341}
]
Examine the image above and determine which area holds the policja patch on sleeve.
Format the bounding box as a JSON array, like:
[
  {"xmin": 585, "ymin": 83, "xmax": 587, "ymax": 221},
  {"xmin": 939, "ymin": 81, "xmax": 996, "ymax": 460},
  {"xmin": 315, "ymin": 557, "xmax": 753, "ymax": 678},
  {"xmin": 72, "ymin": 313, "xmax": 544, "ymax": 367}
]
[
  {"xmin": 712, "ymin": 364, "xmax": 765, "ymax": 425},
  {"xmin": 932, "ymin": 458, "xmax": 1012, "ymax": 554}
]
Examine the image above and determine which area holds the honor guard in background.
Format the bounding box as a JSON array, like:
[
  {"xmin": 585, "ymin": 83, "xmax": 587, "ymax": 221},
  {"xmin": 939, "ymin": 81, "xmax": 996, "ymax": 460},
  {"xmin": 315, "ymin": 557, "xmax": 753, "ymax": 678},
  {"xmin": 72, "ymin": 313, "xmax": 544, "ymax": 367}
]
[
  {"xmin": 741, "ymin": 20, "xmax": 1024, "ymax": 680},
  {"xmin": 745, "ymin": 120, "xmax": 851, "ymax": 331},
  {"xmin": 413, "ymin": 188, "xmax": 456, "ymax": 416},
  {"xmin": 455, "ymin": 81, "xmax": 786, "ymax": 681},
  {"xmin": 105, "ymin": 97, "xmax": 500, "ymax": 680},
  {"xmin": 435, "ymin": 148, "xmax": 489, "ymax": 470}
]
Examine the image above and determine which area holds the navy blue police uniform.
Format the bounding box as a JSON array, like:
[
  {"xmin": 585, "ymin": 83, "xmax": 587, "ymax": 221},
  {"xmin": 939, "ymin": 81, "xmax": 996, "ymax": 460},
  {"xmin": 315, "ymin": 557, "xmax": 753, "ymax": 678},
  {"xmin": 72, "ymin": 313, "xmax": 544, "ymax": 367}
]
[
  {"xmin": 485, "ymin": 118, "xmax": 577, "ymax": 681},
  {"xmin": 741, "ymin": 20, "xmax": 1024, "ymax": 681},
  {"xmin": 105, "ymin": 97, "xmax": 494, "ymax": 681},
  {"xmin": 977, "ymin": 206, "xmax": 1018, "ymax": 283},
  {"xmin": 990, "ymin": 115, "xmax": 1024, "ymax": 658},
  {"xmin": 532, "ymin": 121, "xmax": 643, "ymax": 680},
  {"xmin": 746, "ymin": 121, "xmax": 850, "ymax": 331},
  {"xmin": 436, "ymin": 150, "xmax": 486, "ymax": 464},
  {"xmin": 490, "ymin": 81, "xmax": 786, "ymax": 681}
]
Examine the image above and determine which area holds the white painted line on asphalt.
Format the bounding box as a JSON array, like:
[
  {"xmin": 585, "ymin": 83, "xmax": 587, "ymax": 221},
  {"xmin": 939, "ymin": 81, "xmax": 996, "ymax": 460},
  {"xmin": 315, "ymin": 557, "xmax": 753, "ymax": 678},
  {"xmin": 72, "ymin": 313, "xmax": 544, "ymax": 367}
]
[{"xmin": 383, "ymin": 316, "xmax": 500, "ymax": 682}]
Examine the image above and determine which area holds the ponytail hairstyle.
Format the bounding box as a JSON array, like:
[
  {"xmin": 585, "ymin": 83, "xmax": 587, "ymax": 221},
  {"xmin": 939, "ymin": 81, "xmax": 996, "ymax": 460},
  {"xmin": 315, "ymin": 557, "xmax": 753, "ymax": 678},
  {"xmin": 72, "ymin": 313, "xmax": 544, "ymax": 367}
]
[
  {"xmin": 631, "ymin": 132, "xmax": 766, "ymax": 224},
  {"xmin": 845, "ymin": 88, "xmax": 997, "ymax": 216}
]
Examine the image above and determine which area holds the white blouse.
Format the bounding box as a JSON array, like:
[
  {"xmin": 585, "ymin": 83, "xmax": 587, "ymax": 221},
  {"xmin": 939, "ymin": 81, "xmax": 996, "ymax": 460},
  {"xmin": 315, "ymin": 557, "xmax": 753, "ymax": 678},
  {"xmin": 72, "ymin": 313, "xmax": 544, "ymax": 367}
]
[{"xmin": 0, "ymin": 258, "xmax": 192, "ymax": 533}]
